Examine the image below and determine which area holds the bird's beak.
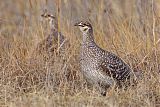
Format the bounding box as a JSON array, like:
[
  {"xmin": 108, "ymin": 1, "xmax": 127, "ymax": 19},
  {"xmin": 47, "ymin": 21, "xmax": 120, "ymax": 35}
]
[
  {"xmin": 48, "ymin": 14, "xmax": 56, "ymax": 19},
  {"xmin": 41, "ymin": 14, "xmax": 45, "ymax": 17},
  {"xmin": 74, "ymin": 22, "xmax": 79, "ymax": 26}
]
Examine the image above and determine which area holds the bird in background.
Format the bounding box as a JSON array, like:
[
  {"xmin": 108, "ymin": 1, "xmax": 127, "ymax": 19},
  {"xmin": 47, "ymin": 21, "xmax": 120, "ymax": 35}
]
[{"xmin": 36, "ymin": 9, "xmax": 67, "ymax": 56}]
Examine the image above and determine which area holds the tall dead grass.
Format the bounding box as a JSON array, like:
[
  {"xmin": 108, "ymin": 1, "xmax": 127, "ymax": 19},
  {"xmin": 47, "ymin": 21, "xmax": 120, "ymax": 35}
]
[{"xmin": 0, "ymin": 0, "xmax": 160, "ymax": 107}]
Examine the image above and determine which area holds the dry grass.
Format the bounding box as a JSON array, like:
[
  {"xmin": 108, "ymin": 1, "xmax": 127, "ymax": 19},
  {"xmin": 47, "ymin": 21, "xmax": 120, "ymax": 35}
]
[{"xmin": 0, "ymin": 0, "xmax": 160, "ymax": 107}]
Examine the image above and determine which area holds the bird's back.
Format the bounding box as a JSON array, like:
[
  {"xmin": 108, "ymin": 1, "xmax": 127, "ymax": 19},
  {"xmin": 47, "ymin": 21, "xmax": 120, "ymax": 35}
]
[{"xmin": 80, "ymin": 42, "xmax": 133, "ymax": 87}]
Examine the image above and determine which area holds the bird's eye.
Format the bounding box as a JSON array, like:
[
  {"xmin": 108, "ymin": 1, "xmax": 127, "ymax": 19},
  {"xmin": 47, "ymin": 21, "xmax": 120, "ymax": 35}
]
[{"xmin": 83, "ymin": 28, "xmax": 88, "ymax": 31}]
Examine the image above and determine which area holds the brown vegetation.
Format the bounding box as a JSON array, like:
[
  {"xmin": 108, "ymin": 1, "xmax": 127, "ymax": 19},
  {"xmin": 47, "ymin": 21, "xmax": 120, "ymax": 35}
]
[{"xmin": 0, "ymin": 0, "xmax": 160, "ymax": 107}]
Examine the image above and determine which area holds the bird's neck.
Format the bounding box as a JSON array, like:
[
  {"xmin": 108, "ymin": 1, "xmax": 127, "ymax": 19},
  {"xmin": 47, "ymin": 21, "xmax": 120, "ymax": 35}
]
[
  {"xmin": 50, "ymin": 27, "xmax": 58, "ymax": 35},
  {"xmin": 50, "ymin": 20, "xmax": 58, "ymax": 32},
  {"xmin": 50, "ymin": 26, "xmax": 56, "ymax": 31},
  {"xmin": 50, "ymin": 25, "xmax": 58, "ymax": 32},
  {"xmin": 49, "ymin": 26, "xmax": 59, "ymax": 41},
  {"xmin": 82, "ymin": 30, "xmax": 95, "ymax": 46}
]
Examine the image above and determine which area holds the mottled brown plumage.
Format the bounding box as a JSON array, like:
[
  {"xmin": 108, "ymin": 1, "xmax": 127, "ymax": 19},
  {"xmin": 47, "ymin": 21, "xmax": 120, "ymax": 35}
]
[
  {"xmin": 36, "ymin": 11, "xmax": 66, "ymax": 56},
  {"xmin": 75, "ymin": 21, "xmax": 135, "ymax": 95}
]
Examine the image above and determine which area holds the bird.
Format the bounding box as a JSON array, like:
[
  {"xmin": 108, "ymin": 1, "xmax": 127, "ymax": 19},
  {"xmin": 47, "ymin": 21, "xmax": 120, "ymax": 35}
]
[
  {"xmin": 74, "ymin": 21, "xmax": 136, "ymax": 96},
  {"xmin": 36, "ymin": 10, "xmax": 67, "ymax": 57}
]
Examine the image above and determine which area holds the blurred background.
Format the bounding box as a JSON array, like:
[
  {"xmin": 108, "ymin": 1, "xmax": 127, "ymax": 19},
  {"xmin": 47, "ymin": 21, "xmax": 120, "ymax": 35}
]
[
  {"xmin": 1, "ymin": 0, "xmax": 160, "ymax": 36},
  {"xmin": 1, "ymin": 0, "xmax": 160, "ymax": 54}
]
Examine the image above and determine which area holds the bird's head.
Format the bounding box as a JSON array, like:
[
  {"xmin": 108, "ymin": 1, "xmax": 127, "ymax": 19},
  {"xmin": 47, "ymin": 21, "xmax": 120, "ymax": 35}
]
[
  {"xmin": 74, "ymin": 21, "xmax": 92, "ymax": 34},
  {"xmin": 41, "ymin": 11, "xmax": 57, "ymax": 29}
]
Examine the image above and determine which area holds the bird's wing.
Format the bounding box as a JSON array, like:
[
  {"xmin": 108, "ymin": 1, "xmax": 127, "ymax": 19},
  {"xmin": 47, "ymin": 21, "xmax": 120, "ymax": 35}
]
[{"xmin": 99, "ymin": 51, "xmax": 132, "ymax": 81}]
